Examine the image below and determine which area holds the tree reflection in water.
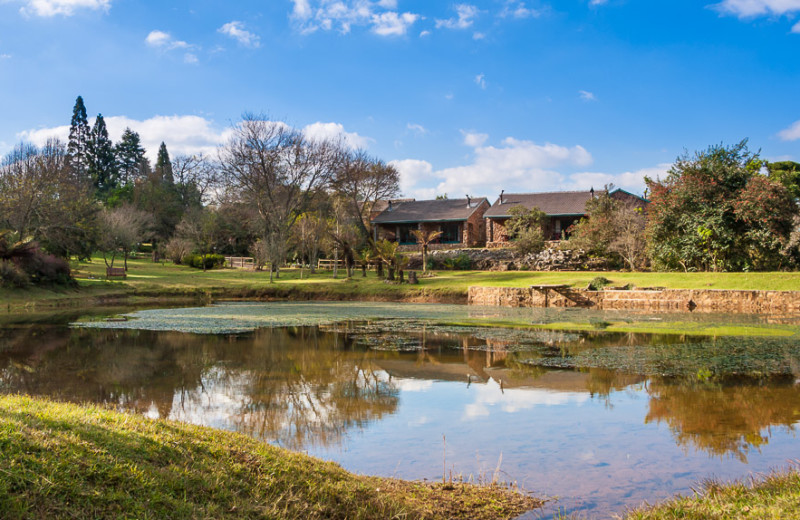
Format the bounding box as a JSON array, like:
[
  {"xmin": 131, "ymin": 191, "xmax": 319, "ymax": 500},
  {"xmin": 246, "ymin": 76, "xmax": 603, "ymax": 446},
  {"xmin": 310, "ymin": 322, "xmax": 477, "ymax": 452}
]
[
  {"xmin": 0, "ymin": 325, "xmax": 399, "ymax": 450},
  {"xmin": 2, "ymin": 323, "xmax": 800, "ymax": 458}
]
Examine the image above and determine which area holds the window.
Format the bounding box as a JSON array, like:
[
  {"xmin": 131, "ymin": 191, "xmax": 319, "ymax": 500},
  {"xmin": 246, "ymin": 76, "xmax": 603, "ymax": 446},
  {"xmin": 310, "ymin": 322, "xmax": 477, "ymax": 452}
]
[
  {"xmin": 397, "ymin": 224, "xmax": 416, "ymax": 244},
  {"xmin": 440, "ymin": 222, "xmax": 461, "ymax": 243}
]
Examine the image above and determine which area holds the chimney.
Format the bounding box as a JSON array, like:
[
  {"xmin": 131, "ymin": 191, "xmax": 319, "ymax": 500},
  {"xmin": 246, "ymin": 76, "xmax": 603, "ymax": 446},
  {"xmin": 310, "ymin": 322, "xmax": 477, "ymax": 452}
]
[
  {"xmin": 466, "ymin": 195, "xmax": 471, "ymax": 207},
  {"xmin": 500, "ymin": 190, "xmax": 504, "ymax": 204},
  {"xmin": 388, "ymin": 200, "xmax": 393, "ymax": 211},
  {"xmin": 590, "ymin": 187, "xmax": 595, "ymax": 199}
]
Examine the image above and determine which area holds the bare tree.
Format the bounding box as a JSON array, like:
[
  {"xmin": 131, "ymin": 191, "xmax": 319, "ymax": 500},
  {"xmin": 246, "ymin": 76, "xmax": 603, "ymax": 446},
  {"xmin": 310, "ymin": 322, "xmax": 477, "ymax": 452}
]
[
  {"xmin": 219, "ymin": 114, "xmax": 341, "ymax": 282},
  {"xmin": 175, "ymin": 208, "xmax": 221, "ymax": 271},
  {"xmin": 331, "ymin": 149, "xmax": 400, "ymax": 241},
  {"xmin": 609, "ymin": 204, "xmax": 647, "ymax": 271},
  {"xmin": 99, "ymin": 204, "xmax": 153, "ymax": 270},
  {"xmin": 294, "ymin": 211, "xmax": 329, "ymax": 277},
  {"xmin": 172, "ymin": 153, "xmax": 220, "ymax": 207}
]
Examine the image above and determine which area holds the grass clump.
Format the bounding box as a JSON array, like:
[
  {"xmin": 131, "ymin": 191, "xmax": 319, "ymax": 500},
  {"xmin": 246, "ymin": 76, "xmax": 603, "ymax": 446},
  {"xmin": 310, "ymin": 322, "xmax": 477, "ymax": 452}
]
[
  {"xmin": 626, "ymin": 469, "xmax": 800, "ymax": 519},
  {"xmin": 0, "ymin": 394, "xmax": 541, "ymax": 520}
]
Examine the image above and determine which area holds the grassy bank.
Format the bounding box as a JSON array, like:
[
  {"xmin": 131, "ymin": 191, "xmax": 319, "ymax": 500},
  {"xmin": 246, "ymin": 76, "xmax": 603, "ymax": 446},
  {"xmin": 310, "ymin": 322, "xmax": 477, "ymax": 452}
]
[
  {"xmin": 625, "ymin": 470, "xmax": 800, "ymax": 519},
  {"xmin": 0, "ymin": 394, "xmax": 540, "ymax": 520},
  {"xmin": 5, "ymin": 256, "xmax": 800, "ymax": 310}
]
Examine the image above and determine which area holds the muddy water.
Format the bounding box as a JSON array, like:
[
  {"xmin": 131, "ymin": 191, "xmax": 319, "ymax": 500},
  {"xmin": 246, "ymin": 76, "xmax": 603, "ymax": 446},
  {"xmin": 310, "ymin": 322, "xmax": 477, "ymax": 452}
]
[{"xmin": 2, "ymin": 301, "xmax": 800, "ymax": 518}]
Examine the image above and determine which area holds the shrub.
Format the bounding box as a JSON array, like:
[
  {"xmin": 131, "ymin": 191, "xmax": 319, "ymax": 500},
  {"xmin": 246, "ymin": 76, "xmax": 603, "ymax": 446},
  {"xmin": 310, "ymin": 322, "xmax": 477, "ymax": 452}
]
[
  {"xmin": 0, "ymin": 260, "xmax": 29, "ymax": 288},
  {"xmin": 587, "ymin": 276, "xmax": 611, "ymax": 291},
  {"xmin": 165, "ymin": 237, "xmax": 194, "ymax": 265},
  {"xmin": 442, "ymin": 253, "xmax": 472, "ymax": 270},
  {"xmin": 185, "ymin": 254, "xmax": 226, "ymax": 270},
  {"xmin": 513, "ymin": 227, "xmax": 545, "ymax": 256},
  {"xmin": 25, "ymin": 254, "xmax": 72, "ymax": 285}
]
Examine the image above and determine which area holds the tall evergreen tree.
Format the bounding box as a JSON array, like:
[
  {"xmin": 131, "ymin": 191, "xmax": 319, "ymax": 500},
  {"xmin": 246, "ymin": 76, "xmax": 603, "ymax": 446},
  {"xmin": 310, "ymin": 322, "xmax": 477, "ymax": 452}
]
[
  {"xmin": 87, "ymin": 114, "xmax": 118, "ymax": 197},
  {"xmin": 154, "ymin": 142, "xmax": 174, "ymax": 184},
  {"xmin": 115, "ymin": 128, "xmax": 146, "ymax": 185},
  {"xmin": 67, "ymin": 96, "xmax": 91, "ymax": 179}
]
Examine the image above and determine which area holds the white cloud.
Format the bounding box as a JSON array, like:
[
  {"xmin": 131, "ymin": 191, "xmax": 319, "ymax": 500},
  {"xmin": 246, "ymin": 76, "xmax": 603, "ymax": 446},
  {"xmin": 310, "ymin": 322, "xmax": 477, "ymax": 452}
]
[
  {"xmin": 461, "ymin": 130, "xmax": 488, "ymax": 147},
  {"xmin": 473, "ymin": 31, "xmax": 485, "ymax": 40},
  {"xmin": 371, "ymin": 11, "xmax": 418, "ymax": 36},
  {"xmin": 420, "ymin": 29, "xmax": 431, "ymax": 37},
  {"xmin": 464, "ymin": 379, "xmax": 589, "ymax": 420},
  {"xmin": 475, "ymin": 73, "xmax": 486, "ymax": 89},
  {"xmin": 391, "ymin": 132, "xmax": 594, "ymax": 199},
  {"xmin": 290, "ymin": 0, "xmax": 419, "ymax": 36},
  {"xmin": 589, "ymin": 0, "xmax": 608, "ymax": 5},
  {"xmin": 302, "ymin": 121, "xmax": 371, "ymax": 149},
  {"xmin": 183, "ymin": 53, "xmax": 198, "ymax": 64},
  {"xmin": 500, "ymin": 1, "xmax": 541, "ymax": 18},
  {"xmin": 0, "ymin": 53, "xmax": 11, "ymax": 59},
  {"xmin": 778, "ymin": 120, "xmax": 800, "ymax": 141},
  {"xmin": 218, "ymin": 21, "xmax": 261, "ymax": 48},
  {"xmin": 407, "ymin": 123, "xmax": 428, "ymax": 135},
  {"xmin": 713, "ymin": 0, "xmax": 800, "ymax": 17},
  {"xmin": 794, "ymin": 20, "xmax": 800, "ymax": 31},
  {"xmin": 579, "ymin": 90, "xmax": 597, "ymax": 101},
  {"xmin": 15, "ymin": 0, "xmax": 109, "ymax": 17},
  {"xmin": 435, "ymin": 4, "xmax": 479, "ymax": 29},
  {"xmin": 18, "ymin": 115, "xmax": 232, "ymax": 162},
  {"xmin": 567, "ymin": 163, "xmax": 670, "ymax": 194},
  {"xmin": 145, "ymin": 30, "xmax": 190, "ymax": 50}
]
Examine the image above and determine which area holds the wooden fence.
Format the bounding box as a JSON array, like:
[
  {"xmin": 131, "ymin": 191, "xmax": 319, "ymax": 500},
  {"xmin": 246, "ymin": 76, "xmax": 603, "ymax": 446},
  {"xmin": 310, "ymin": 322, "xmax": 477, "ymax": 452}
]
[{"xmin": 225, "ymin": 256, "xmax": 255, "ymax": 269}]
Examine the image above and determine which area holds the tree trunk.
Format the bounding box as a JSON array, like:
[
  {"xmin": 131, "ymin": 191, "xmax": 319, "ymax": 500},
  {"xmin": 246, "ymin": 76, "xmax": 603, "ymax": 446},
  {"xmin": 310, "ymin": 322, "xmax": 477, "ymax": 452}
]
[
  {"xmin": 422, "ymin": 245, "xmax": 428, "ymax": 272},
  {"xmin": 399, "ymin": 269, "xmax": 404, "ymax": 283},
  {"xmin": 387, "ymin": 266, "xmax": 395, "ymax": 281},
  {"xmin": 123, "ymin": 249, "xmax": 129, "ymax": 271}
]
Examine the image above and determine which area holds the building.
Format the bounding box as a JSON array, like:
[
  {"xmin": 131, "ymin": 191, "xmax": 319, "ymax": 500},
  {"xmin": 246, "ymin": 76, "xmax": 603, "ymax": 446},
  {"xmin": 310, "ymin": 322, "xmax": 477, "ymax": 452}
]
[
  {"xmin": 371, "ymin": 197, "xmax": 490, "ymax": 250},
  {"xmin": 484, "ymin": 188, "xmax": 647, "ymax": 246}
]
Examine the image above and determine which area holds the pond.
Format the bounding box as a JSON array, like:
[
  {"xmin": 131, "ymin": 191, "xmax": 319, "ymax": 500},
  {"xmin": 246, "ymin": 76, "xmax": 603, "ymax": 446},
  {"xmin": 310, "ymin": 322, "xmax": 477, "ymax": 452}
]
[{"xmin": 2, "ymin": 301, "xmax": 800, "ymax": 518}]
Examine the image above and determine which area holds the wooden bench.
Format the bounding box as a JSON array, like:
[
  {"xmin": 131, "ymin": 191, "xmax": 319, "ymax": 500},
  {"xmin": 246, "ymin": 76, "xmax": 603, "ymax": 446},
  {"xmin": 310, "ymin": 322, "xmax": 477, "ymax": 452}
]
[{"xmin": 106, "ymin": 267, "xmax": 126, "ymax": 279}]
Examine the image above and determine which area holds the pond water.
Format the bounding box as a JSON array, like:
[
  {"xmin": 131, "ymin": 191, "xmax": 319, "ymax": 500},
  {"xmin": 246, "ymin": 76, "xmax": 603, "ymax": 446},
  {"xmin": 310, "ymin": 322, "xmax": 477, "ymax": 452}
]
[{"xmin": 3, "ymin": 301, "xmax": 800, "ymax": 518}]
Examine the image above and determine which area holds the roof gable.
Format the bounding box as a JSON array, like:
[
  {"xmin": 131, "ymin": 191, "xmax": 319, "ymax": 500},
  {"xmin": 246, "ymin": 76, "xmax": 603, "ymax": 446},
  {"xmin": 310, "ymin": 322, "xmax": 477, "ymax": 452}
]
[
  {"xmin": 372, "ymin": 197, "xmax": 489, "ymax": 224},
  {"xmin": 484, "ymin": 191, "xmax": 595, "ymax": 218}
]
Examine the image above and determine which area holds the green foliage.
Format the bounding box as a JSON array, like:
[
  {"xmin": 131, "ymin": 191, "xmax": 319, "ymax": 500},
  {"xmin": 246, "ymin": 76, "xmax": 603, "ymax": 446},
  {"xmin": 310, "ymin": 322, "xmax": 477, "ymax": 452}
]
[
  {"xmin": 568, "ymin": 190, "xmax": 621, "ymax": 257},
  {"xmin": 67, "ymin": 95, "xmax": 90, "ymax": 179},
  {"xmin": 587, "ymin": 276, "xmax": 611, "ymax": 291},
  {"xmin": 155, "ymin": 141, "xmax": 174, "ymax": 184},
  {"xmin": 115, "ymin": 128, "xmax": 147, "ymax": 185},
  {"xmin": 185, "ymin": 253, "xmax": 225, "ymax": 270},
  {"xmin": 507, "ymin": 205, "xmax": 547, "ymax": 256},
  {"xmin": 767, "ymin": 160, "xmax": 800, "ymax": 200},
  {"xmin": 87, "ymin": 113, "xmax": 119, "ymax": 198},
  {"xmin": 441, "ymin": 253, "xmax": 472, "ymax": 270},
  {"xmin": 646, "ymin": 140, "xmax": 798, "ymax": 271}
]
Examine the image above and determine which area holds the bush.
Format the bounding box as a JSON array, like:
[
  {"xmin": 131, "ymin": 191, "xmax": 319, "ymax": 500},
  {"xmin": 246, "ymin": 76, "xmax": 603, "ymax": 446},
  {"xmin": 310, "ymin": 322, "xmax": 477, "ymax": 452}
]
[
  {"xmin": 185, "ymin": 253, "xmax": 226, "ymax": 270},
  {"xmin": 25, "ymin": 254, "xmax": 72, "ymax": 285},
  {"xmin": 442, "ymin": 253, "xmax": 472, "ymax": 270},
  {"xmin": 588, "ymin": 276, "xmax": 611, "ymax": 291},
  {"xmin": 0, "ymin": 260, "xmax": 29, "ymax": 288},
  {"xmin": 165, "ymin": 237, "xmax": 194, "ymax": 265},
  {"xmin": 513, "ymin": 227, "xmax": 545, "ymax": 256}
]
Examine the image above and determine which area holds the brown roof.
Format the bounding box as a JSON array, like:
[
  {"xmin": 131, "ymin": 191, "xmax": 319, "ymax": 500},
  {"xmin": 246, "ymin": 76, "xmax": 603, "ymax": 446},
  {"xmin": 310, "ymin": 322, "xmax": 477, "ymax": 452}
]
[
  {"xmin": 484, "ymin": 190, "xmax": 595, "ymax": 218},
  {"xmin": 372, "ymin": 197, "xmax": 489, "ymax": 224},
  {"xmin": 368, "ymin": 198, "xmax": 415, "ymax": 214}
]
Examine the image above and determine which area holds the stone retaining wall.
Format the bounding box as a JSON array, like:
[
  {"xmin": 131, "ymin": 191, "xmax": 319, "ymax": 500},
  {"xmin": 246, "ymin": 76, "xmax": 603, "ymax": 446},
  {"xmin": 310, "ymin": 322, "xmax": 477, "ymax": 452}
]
[{"xmin": 468, "ymin": 286, "xmax": 800, "ymax": 313}]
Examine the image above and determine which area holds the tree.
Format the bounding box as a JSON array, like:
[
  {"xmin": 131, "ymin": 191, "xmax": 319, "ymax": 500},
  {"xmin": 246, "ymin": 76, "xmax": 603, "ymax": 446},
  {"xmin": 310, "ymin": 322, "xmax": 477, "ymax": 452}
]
[
  {"xmin": 646, "ymin": 140, "xmax": 797, "ymax": 271},
  {"xmin": 410, "ymin": 228, "xmax": 442, "ymax": 273},
  {"xmin": 87, "ymin": 114, "xmax": 118, "ymax": 198},
  {"xmin": 506, "ymin": 205, "xmax": 546, "ymax": 256},
  {"xmin": 175, "ymin": 208, "xmax": 221, "ymax": 272},
  {"xmin": 0, "ymin": 139, "xmax": 98, "ymax": 260},
  {"xmin": 608, "ymin": 204, "xmax": 647, "ymax": 271},
  {"xmin": 330, "ymin": 149, "xmax": 399, "ymax": 240},
  {"xmin": 219, "ymin": 114, "xmax": 340, "ymax": 283},
  {"xmin": 67, "ymin": 96, "xmax": 91, "ymax": 181},
  {"xmin": 294, "ymin": 211, "xmax": 328, "ymax": 277},
  {"xmin": 172, "ymin": 153, "xmax": 219, "ymax": 208},
  {"xmin": 155, "ymin": 142, "xmax": 174, "ymax": 185},
  {"xmin": 374, "ymin": 239, "xmax": 399, "ymax": 280},
  {"xmin": 767, "ymin": 161, "xmax": 800, "ymax": 200},
  {"xmin": 115, "ymin": 128, "xmax": 147, "ymax": 185},
  {"xmin": 99, "ymin": 204, "xmax": 153, "ymax": 270}
]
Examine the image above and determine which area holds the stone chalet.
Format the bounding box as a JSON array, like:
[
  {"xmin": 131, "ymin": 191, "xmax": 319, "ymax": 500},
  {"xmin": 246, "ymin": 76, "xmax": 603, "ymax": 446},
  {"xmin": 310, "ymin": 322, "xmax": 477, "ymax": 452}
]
[
  {"xmin": 371, "ymin": 197, "xmax": 490, "ymax": 250},
  {"xmin": 484, "ymin": 188, "xmax": 647, "ymax": 246}
]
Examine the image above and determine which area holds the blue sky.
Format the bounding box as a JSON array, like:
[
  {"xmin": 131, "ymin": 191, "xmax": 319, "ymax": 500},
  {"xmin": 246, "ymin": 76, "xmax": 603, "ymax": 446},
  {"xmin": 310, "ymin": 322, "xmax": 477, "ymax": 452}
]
[{"xmin": 1, "ymin": 0, "xmax": 799, "ymax": 199}]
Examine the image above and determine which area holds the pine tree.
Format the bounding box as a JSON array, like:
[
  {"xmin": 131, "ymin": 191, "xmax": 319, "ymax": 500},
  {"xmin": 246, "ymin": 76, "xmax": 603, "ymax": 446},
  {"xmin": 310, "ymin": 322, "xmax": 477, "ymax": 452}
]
[
  {"xmin": 87, "ymin": 114, "xmax": 119, "ymax": 197},
  {"xmin": 155, "ymin": 142, "xmax": 174, "ymax": 184},
  {"xmin": 115, "ymin": 128, "xmax": 146, "ymax": 185},
  {"xmin": 67, "ymin": 96, "xmax": 91, "ymax": 179}
]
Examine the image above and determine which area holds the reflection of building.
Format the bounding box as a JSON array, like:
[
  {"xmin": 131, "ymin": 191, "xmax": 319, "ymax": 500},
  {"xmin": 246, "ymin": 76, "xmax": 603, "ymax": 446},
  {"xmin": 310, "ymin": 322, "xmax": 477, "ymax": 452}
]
[{"xmin": 371, "ymin": 197, "xmax": 490, "ymax": 249}]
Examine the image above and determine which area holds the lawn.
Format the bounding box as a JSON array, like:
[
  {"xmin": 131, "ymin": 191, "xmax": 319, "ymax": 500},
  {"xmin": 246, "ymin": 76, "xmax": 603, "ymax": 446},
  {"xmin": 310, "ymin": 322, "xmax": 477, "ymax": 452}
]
[
  {"xmin": 4, "ymin": 256, "xmax": 800, "ymax": 310},
  {"xmin": 0, "ymin": 394, "xmax": 540, "ymax": 520}
]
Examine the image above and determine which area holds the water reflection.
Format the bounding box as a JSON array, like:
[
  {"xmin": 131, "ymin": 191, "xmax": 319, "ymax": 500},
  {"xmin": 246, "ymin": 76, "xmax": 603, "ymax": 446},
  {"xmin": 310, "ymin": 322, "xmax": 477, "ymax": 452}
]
[{"xmin": 3, "ymin": 319, "xmax": 800, "ymax": 516}]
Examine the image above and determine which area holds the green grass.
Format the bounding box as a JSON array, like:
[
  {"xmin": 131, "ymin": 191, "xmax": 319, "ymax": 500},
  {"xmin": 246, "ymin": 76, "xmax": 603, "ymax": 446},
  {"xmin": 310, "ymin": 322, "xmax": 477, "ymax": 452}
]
[
  {"xmin": 625, "ymin": 470, "xmax": 800, "ymax": 519},
  {"xmin": 0, "ymin": 394, "xmax": 541, "ymax": 520},
  {"xmin": 5, "ymin": 256, "xmax": 800, "ymax": 311}
]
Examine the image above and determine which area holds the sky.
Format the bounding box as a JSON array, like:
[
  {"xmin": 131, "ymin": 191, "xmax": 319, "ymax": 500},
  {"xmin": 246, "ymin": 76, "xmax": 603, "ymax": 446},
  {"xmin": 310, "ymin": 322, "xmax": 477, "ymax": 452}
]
[{"xmin": 1, "ymin": 0, "xmax": 799, "ymax": 200}]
